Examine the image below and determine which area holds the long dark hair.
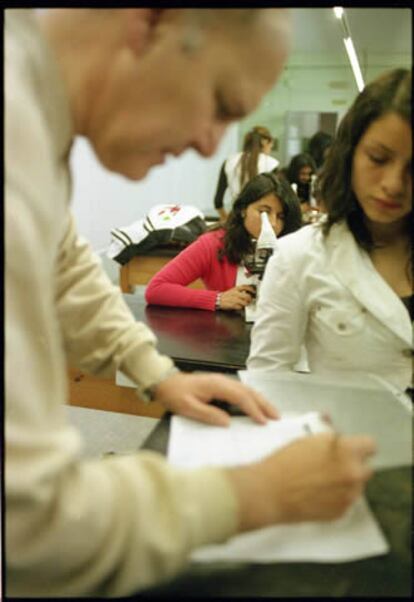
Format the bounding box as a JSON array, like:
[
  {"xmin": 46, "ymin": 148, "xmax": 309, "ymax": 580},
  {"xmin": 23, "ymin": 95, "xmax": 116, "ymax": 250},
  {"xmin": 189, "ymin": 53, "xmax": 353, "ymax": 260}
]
[
  {"xmin": 320, "ymin": 68, "xmax": 411, "ymax": 251},
  {"xmin": 212, "ymin": 172, "xmax": 302, "ymax": 264},
  {"xmin": 239, "ymin": 126, "xmax": 273, "ymax": 188},
  {"xmin": 307, "ymin": 131, "xmax": 333, "ymax": 169},
  {"xmin": 285, "ymin": 153, "xmax": 316, "ymax": 184}
]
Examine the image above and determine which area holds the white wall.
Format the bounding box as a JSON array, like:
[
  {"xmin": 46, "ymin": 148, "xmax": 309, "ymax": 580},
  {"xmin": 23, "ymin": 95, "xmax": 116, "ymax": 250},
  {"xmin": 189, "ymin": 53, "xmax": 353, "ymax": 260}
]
[
  {"xmin": 238, "ymin": 51, "xmax": 412, "ymax": 166},
  {"xmin": 70, "ymin": 125, "xmax": 238, "ymax": 252}
]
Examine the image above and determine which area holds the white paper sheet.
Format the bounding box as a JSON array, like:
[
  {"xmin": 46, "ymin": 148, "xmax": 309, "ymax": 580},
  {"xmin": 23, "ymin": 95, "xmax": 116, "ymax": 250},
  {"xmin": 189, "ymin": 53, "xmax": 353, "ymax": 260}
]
[
  {"xmin": 168, "ymin": 412, "xmax": 331, "ymax": 468},
  {"xmin": 238, "ymin": 370, "xmax": 413, "ymax": 470},
  {"xmin": 167, "ymin": 414, "xmax": 389, "ymax": 563}
]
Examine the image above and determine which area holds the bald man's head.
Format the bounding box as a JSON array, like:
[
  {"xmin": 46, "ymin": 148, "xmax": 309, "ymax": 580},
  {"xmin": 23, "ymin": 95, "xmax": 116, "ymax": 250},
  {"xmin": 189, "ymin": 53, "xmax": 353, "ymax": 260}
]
[{"xmin": 39, "ymin": 8, "xmax": 291, "ymax": 180}]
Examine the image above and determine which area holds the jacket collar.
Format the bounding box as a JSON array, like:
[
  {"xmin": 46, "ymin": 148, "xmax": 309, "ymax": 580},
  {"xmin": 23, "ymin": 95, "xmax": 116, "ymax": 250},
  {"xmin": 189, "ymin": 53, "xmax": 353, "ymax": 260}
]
[{"xmin": 325, "ymin": 222, "xmax": 412, "ymax": 346}]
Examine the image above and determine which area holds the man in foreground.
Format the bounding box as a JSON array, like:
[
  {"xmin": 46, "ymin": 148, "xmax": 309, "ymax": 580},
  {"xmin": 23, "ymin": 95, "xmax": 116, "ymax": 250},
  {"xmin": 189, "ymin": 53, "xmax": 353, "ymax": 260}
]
[{"xmin": 5, "ymin": 8, "xmax": 376, "ymax": 596}]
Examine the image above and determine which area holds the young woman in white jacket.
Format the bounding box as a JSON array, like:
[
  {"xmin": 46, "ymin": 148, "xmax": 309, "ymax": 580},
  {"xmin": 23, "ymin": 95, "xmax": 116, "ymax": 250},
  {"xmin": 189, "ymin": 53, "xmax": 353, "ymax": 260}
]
[{"xmin": 248, "ymin": 68, "xmax": 412, "ymax": 392}]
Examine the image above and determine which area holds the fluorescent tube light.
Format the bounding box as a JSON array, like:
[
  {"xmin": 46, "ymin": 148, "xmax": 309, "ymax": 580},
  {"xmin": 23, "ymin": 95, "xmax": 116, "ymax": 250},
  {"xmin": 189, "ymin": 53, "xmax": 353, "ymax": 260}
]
[
  {"xmin": 333, "ymin": 7, "xmax": 344, "ymax": 19},
  {"xmin": 343, "ymin": 36, "xmax": 365, "ymax": 92}
]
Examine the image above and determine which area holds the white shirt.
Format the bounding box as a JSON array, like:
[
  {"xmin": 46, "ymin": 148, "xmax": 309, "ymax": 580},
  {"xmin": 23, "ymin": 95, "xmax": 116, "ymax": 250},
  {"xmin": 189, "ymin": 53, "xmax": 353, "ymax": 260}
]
[
  {"xmin": 248, "ymin": 222, "xmax": 413, "ymax": 391},
  {"xmin": 225, "ymin": 151, "xmax": 279, "ymax": 200}
]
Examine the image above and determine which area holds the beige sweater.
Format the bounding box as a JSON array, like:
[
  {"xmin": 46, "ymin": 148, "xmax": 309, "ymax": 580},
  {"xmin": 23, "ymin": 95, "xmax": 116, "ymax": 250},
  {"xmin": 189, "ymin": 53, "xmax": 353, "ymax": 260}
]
[{"xmin": 5, "ymin": 10, "xmax": 238, "ymax": 597}]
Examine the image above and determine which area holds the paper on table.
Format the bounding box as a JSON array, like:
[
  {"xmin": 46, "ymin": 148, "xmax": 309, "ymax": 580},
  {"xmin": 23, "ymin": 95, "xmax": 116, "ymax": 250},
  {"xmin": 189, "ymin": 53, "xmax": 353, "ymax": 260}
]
[
  {"xmin": 238, "ymin": 370, "xmax": 412, "ymax": 470},
  {"xmin": 168, "ymin": 412, "xmax": 331, "ymax": 468},
  {"xmin": 192, "ymin": 497, "xmax": 386, "ymax": 563},
  {"xmin": 167, "ymin": 414, "xmax": 389, "ymax": 563}
]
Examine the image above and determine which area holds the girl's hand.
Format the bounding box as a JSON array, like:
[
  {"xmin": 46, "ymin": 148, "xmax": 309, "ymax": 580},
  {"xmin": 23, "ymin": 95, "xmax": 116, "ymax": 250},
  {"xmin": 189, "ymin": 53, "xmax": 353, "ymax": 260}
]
[{"xmin": 219, "ymin": 285, "xmax": 256, "ymax": 311}]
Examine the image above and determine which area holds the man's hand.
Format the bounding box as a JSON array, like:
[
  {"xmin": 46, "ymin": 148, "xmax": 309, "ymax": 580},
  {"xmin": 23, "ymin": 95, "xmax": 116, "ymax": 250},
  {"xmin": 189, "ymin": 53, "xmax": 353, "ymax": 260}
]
[
  {"xmin": 219, "ymin": 285, "xmax": 256, "ymax": 311},
  {"xmin": 226, "ymin": 432, "xmax": 376, "ymax": 530},
  {"xmin": 152, "ymin": 371, "xmax": 278, "ymax": 426}
]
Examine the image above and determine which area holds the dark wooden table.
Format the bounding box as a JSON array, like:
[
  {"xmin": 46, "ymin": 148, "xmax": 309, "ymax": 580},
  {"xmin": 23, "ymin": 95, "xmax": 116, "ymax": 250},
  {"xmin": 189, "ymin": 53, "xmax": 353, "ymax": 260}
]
[
  {"xmin": 119, "ymin": 247, "xmax": 205, "ymax": 293},
  {"xmin": 68, "ymin": 289, "xmax": 249, "ymax": 417},
  {"xmin": 124, "ymin": 292, "xmax": 251, "ymax": 373},
  {"xmin": 136, "ymin": 415, "xmax": 412, "ymax": 598}
]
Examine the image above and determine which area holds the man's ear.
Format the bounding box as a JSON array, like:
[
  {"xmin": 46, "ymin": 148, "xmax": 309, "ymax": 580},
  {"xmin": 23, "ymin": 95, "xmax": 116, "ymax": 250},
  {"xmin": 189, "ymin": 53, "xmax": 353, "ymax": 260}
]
[{"xmin": 124, "ymin": 8, "xmax": 164, "ymax": 56}]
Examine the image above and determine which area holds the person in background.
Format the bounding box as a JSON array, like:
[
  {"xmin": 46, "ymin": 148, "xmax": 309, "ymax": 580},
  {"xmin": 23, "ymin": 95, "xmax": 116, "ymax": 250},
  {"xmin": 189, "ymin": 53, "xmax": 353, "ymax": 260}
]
[
  {"xmin": 282, "ymin": 152, "xmax": 317, "ymax": 214},
  {"xmin": 213, "ymin": 125, "xmax": 279, "ymax": 221},
  {"xmin": 248, "ymin": 69, "xmax": 412, "ymax": 393},
  {"xmin": 307, "ymin": 131, "xmax": 334, "ymax": 212},
  {"xmin": 307, "ymin": 130, "xmax": 334, "ymax": 171},
  {"xmin": 146, "ymin": 173, "xmax": 302, "ymax": 311},
  {"xmin": 6, "ymin": 8, "xmax": 376, "ymax": 597}
]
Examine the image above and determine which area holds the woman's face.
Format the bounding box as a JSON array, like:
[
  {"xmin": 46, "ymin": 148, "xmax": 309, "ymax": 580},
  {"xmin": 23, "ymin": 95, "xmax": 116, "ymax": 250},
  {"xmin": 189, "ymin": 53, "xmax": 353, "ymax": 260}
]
[
  {"xmin": 243, "ymin": 193, "xmax": 285, "ymax": 239},
  {"xmin": 261, "ymin": 138, "xmax": 273, "ymax": 155},
  {"xmin": 352, "ymin": 112, "xmax": 412, "ymax": 227},
  {"xmin": 298, "ymin": 165, "xmax": 313, "ymax": 183}
]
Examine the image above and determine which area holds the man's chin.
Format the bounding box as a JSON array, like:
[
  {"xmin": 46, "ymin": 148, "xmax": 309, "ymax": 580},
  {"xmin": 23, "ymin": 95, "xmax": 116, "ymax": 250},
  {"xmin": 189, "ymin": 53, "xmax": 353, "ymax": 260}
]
[
  {"xmin": 111, "ymin": 157, "xmax": 166, "ymax": 182},
  {"xmin": 94, "ymin": 145, "xmax": 165, "ymax": 181},
  {"xmin": 100, "ymin": 159, "xmax": 152, "ymax": 182},
  {"xmin": 119, "ymin": 165, "xmax": 151, "ymax": 181}
]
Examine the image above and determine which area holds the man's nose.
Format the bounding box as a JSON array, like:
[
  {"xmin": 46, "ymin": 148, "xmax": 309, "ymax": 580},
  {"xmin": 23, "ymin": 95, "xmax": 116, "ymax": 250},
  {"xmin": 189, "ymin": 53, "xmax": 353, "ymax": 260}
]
[{"xmin": 191, "ymin": 123, "xmax": 227, "ymax": 157}]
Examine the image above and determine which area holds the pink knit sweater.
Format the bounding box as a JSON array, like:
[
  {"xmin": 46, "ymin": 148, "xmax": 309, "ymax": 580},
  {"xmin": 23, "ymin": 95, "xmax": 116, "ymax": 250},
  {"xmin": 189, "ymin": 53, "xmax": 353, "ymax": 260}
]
[{"xmin": 145, "ymin": 230, "xmax": 237, "ymax": 311}]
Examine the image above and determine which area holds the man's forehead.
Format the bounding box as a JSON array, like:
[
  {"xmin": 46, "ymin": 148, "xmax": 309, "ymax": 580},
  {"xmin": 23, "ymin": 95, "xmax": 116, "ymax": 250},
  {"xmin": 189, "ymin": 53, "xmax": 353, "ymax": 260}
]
[{"xmin": 186, "ymin": 8, "xmax": 291, "ymax": 46}]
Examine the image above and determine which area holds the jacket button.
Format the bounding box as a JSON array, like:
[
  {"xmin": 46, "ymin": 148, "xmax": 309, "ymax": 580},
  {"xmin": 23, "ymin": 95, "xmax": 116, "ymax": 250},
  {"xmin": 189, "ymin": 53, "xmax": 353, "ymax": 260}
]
[
  {"xmin": 337, "ymin": 322, "xmax": 347, "ymax": 331},
  {"xmin": 402, "ymin": 349, "xmax": 414, "ymax": 358}
]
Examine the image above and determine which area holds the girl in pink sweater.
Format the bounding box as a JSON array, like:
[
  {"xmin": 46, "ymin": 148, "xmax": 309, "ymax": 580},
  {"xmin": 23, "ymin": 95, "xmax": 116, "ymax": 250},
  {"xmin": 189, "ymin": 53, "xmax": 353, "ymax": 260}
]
[{"xmin": 145, "ymin": 173, "xmax": 302, "ymax": 311}]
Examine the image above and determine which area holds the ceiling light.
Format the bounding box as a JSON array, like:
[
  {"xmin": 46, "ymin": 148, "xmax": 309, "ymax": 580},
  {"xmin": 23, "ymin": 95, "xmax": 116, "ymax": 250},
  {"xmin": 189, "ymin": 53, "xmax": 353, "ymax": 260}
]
[
  {"xmin": 343, "ymin": 37, "xmax": 365, "ymax": 92},
  {"xmin": 333, "ymin": 8, "xmax": 365, "ymax": 92}
]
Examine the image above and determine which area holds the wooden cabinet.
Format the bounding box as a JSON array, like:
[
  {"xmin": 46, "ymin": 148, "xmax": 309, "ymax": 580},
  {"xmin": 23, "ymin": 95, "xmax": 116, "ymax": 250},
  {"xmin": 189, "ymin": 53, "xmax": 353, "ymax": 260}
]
[{"xmin": 119, "ymin": 254, "xmax": 203, "ymax": 293}]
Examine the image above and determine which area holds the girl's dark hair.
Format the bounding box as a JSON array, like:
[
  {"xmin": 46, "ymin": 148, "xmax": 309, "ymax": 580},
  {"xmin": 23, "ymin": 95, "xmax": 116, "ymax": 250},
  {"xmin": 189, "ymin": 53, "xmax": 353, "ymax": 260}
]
[
  {"xmin": 239, "ymin": 126, "xmax": 273, "ymax": 188},
  {"xmin": 320, "ymin": 68, "xmax": 411, "ymax": 250},
  {"xmin": 212, "ymin": 172, "xmax": 302, "ymax": 264},
  {"xmin": 285, "ymin": 153, "xmax": 316, "ymax": 184},
  {"xmin": 307, "ymin": 131, "xmax": 333, "ymax": 169}
]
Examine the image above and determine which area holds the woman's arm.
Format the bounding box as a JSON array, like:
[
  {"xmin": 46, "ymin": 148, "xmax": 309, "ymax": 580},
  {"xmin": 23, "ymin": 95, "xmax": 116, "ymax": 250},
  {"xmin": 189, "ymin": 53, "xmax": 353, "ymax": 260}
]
[
  {"xmin": 145, "ymin": 235, "xmax": 219, "ymax": 311},
  {"xmin": 247, "ymin": 249, "xmax": 307, "ymax": 371}
]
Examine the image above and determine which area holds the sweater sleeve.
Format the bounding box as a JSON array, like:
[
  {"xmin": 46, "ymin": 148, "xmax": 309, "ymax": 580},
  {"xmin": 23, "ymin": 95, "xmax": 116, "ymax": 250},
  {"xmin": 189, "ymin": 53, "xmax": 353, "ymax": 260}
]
[
  {"xmin": 55, "ymin": 213, "xmax": 175, "ymax": 389},
  {"xmin": 213, "ymin": 161, "xmax": 228, "ymax": 210},
  {"xmin": 145, "ymin": 234, "xmax": 221, "ymax": 311},
  {"xmin": 6, "ymin": 428, "xmax": 239, "ymax": 597},
  {"xmin": 5, "ymin": 145, "xmax": 239, "ymax": 599},
  {"xmin": 5, "ymin": 33, "xmax": 239, "ymax": 595}
]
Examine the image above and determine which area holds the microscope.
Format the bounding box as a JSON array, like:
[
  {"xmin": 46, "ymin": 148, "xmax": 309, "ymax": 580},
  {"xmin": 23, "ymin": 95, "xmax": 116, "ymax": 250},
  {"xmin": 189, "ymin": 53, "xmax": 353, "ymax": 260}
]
[{"xmin": 241, "ymin": 211, "xmax": 278, "ymax": 322}]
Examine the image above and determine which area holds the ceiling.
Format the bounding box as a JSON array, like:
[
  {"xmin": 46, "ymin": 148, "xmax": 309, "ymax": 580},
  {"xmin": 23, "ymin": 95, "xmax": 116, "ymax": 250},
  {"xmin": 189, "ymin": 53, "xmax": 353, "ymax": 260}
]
[
  {"xmin": 238, "ymin": 7, "xmax": 411, "ymax": 157},
  {"xmin": 290, "ymin": 8, "xmax": 411, "ymax": 57}
]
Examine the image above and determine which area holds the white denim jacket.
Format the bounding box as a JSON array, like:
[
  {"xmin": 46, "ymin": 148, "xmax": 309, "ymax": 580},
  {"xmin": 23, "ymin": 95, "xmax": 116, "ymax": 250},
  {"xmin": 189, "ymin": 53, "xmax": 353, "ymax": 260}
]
[{"xmin": 248, "ymin": 221, "xmax": 413, "ymax": 391}]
